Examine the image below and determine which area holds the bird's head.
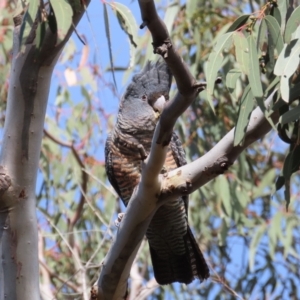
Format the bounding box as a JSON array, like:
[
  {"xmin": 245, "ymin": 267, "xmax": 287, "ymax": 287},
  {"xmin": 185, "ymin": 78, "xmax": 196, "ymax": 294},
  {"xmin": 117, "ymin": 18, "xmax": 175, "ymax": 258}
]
[{"xmin": 116, "ymin": 60, "xmax": 172, "ymax": 134}]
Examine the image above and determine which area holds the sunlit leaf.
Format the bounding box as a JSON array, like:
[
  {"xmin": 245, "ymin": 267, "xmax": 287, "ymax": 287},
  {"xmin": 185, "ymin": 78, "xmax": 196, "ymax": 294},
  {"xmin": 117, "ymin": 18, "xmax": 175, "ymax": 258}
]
[{"xmin": 284, "ymin": 6, "xmax": 300, "ymax": 43}]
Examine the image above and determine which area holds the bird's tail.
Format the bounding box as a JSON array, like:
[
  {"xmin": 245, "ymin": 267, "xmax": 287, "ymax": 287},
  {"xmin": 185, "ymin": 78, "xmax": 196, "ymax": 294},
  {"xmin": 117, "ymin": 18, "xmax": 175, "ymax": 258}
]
[{"xmin": 149, "ymin": 226, "xmax": 210, "ymax": 285}]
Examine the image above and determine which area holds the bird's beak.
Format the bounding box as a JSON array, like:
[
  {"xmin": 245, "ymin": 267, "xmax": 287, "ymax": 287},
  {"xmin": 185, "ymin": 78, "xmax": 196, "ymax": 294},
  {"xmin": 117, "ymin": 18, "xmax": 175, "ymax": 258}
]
[{"xmin": 153, "ymin": 95, "xmax": 166, "ymax": 115}]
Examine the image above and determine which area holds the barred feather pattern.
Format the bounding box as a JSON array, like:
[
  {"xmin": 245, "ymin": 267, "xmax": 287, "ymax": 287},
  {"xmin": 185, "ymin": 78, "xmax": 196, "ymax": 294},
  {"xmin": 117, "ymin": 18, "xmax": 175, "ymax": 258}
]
[
  {"xmin": 104, "ymin": 59, "xmax": 209, "ymax": 285},
  {"xmin": 105, "ymin": 130, "xmax": 209, "ymax": 284}
]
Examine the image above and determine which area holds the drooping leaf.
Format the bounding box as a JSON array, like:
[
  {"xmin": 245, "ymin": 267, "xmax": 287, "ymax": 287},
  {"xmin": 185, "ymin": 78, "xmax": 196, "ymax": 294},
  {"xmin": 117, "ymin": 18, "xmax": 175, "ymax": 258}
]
[
  {"xmin": 284, "ymin": 217, "xmax": 298, "ymax": 257},
  {"xmin": 234, "ymin": 85, "xmax": 254, "ymax": 146},
  {"xmin": 35, "ymin": 20, "xmax": 46, "ymax": 51},
  {"xmin": 249, "ymin": 223, "xmax": 267, "ymax": 271},
  {"xmin": 256, "ymin": 19, "xmax": 267, "ymax": 53},
  {"xmin": 247, "ymin": 35, "xmax": 263, "ymax": 97},
  {"xmin": 265, "ymin": 15, "xmax": 284, "ymax": 55},
  {"xmin": 270, "ymin": 6, "xmax": 281, "ymax": 26},
  {"xmin": 268, "ymin": 212, "xmax": 282, "ymax": 259},
  {"xmin": 49, "ymin": 0, "xmax": 73, "ymax": 42},
  {"xmin": 218, "ymin": 175, "xmax": 232, "ymax": 217},
  {"xmin": 205, "ymin": 32, "xmax": 234, "ymax": 111},
  {"xmin": 252, "ymin": 169, "xmax": 276, "ymax": 198},
  {"xmin": 275, "ymin": 39, "xmax": 300, "ymax": 77},
  {"xmin": 284, "ymin": 5, "xmax": 300, "ymax": 43},
  {"xmin": 277, "ymin": 0, "xmax": 288, "ymax": 34},
  {"xmin": 233, "ymin": 32, "xmax": 250, "ymax": 75},
  {"xmin": 103, "ymin": 3, "xmax": 117, "ymax": 89},
  {"xmin": 19, "ymin": 0, "xmax": 39, "ymax": 49},
  {"xmin": 291, "ymin": 25, "xmax": 300, "ymax": 40},
  {"xmin": 109, "ymin": 1, "xmax": 139, "ymax": 69},
  {"xmin": 226, "ymin": 69, "xmax": 241, "ymax": 94}
]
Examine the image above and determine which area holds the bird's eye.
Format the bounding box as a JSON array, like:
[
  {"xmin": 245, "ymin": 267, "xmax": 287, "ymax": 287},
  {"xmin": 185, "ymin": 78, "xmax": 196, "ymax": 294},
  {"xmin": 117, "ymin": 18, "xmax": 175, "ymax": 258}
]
[{"xmin": 142, "ymin": 95, "xmax": 147, "ymax": 101}]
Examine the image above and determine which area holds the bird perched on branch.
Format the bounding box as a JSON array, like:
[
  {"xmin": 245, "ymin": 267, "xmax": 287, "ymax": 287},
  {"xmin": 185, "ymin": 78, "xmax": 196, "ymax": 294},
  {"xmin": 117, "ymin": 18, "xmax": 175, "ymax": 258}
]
[{"xmin": 105, "ymin": 60, "xmax": 209, "ymax": 285}]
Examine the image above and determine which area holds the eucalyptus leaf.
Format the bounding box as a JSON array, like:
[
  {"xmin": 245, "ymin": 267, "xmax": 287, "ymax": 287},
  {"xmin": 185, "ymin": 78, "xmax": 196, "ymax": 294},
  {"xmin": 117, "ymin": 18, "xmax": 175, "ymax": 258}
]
[
  {"xmin": 49, "ymin": 0, "xmax": 73, "ymax": 42},
  {"xmin": 284, "ymin": 6, "xmax": 300, "ymax": 43},
  {"xmin": 234, "ymin": 85, "xmax": 254, "ymax": 146},
  {"xmin": 233, "ymin": 32, "xmax": 250, "ymax": 75},
  {"xmin": 206, "ymin": 32, "xmax": 234, "ymax": 111},
  {"xmin": 247, "ymin": 35, "xmax": 263, "ymax": 97},
  {"xmin": 265, "ymin": 15, "xmax": 284, "ymax": 54}
]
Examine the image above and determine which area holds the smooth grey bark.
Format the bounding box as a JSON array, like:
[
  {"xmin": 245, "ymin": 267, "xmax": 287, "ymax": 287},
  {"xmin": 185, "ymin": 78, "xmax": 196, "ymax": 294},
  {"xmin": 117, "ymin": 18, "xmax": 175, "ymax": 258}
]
[
  {"xmin": 97, "ymin": 1, "xmax": 281, "ymax": 299},
  {"xmin": 0, "ymin": 3, "xmax": 90, "ymax": 300}
]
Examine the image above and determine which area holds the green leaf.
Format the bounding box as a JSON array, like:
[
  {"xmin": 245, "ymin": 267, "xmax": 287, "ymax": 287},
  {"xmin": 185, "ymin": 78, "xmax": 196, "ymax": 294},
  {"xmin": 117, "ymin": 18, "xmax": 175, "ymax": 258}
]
[
  {"xmin": 19, "ymin": 0, "xmax": 39, "ymax": 49},
  {"xmin": 275, "ymin": 39, "xmax": 300, "ymax": 102},
  {"xmin": 234, "ymin": 85, "xmax": 254, "ymax": 146},
  {"xmin": 257, "ymin": 19, "xmax": 267, "ymax": 53},
  {"xmin": 247, "ymin": 35, "xmax": 263, "ymax": 97},
  {"xmin": 49, "ymin": 0, "xmax": 73, "ymax": 42},
  {"xmin": 233, "ymin": 32, "xmax": 249, "ymax": 75},
  {"xmin": 252, "ymin": 169, "xmax": 276, "ymax": 198},
  {"xmin": 103, "ymin": 3, "xmax": 117, "ymax": 89},
  {"xmin": 265, "ymin": 15, "xmax": 284, "ymax": 54},
  {"xmin": 226, "ymin": 69, "xmax": 241, "ymax": 94},
  {"xmin": 218, "ymin": 176, "xmax": 232, "ymax": 217},
  {"xmin": 284, "ymin": 6, "xmax": 300, "ymax": 43},
  {"xmin": 271, "ymin": 6, "xmax": 281, "ymax": 26},
  {"xmin": 268, "ymin": 212, "xmax": 282, "ymax": 259},
  {"xmin": 291, "ymin": 25, "xmax": 300, "ymax": 40},
  {"xmin": 277, "ymin": 0, "xmax": 288, "ymax": 34},
  {"xmin": 218, "ymin": 217, "xmax": 228, "ymax": 246},
  {"xmin": 205, "ymin": 32, "xmax": 234, "ymax": 112},
  {"xmin": 35, "ymin": 21, "xmax": 46, "ymax": 51},
  {"xmin": 275, "ymin": 39, "xmax": 300, "ymax": 77},
  {"xmin": 226, "ymin": 15, "xmax": 250, "ymax": 32},
  {"xmin": 284, "ymin": 217, "xmax": 298, "ymax": 257},
  {"xmin": 280, "ymin": 70, "xmax": 290, "ymax": 103},
  {"xmin": 109, "ymin": 2, "xmax": 139, "ymax": 43},
  {"xmin": 109, "ymin": 2, "xmax": 139, "ymax": 69},
  {"xmin": 249, "ymin": 223, "xmax": 266, "ymax": 271},
  {"xmin": 280, "ymin": 104, "xmax": 300, "ymax": 125}
]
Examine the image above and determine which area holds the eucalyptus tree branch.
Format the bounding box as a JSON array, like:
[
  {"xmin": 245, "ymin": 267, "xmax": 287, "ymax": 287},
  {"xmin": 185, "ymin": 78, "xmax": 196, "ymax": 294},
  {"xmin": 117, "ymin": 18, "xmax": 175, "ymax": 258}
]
[
  {"xmin": 161, "ymin": 90, "xmax": 280, "ymax": 200},
  {"xmin": 97, "ymin": 1, "xmax": 283, "ymax": 299},
  {"xmin": 0, "ymin": 2, "xmax": 90, "ymax": 299}
]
